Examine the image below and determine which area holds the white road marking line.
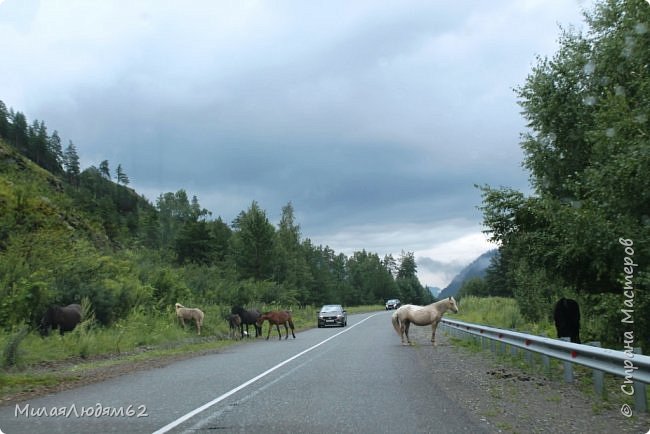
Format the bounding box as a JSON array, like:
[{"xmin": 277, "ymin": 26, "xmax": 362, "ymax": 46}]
[
  {"xmin": 182, "ymin": 358, "xmax": 312, "ymax": 433},
  {"xmin": 151, "ymin": 312, "xmax": 381, "ymax": 434}
]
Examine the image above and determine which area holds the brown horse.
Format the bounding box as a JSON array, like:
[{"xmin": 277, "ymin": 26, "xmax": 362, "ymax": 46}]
[
  {"xmin": 231, "ymin": 306, "xmax": 262, "ymax": 338},
  {"xmin": 391, "ymin": 297, "xmax": 458, "ymax": 346},
  {"xmin": 256, "ymin": 310, "xmax": 296, "ymax": 340},
  {"xmin": 175, "ymin": 303, "xmax": 205, "ymax": 335},
  {"xmin": 227, "ymin": 313, "xmax": 242, "ymax": 340}
]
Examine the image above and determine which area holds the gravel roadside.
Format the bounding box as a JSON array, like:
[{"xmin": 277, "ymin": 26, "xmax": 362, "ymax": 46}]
[{"xmin": 407, "ymin": 325, "xmax": 650, "ymax": 433}]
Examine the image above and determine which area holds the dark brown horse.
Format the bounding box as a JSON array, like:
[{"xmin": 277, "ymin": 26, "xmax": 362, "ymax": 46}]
[
  {"xmin": 256, "ymin": 310, "xmax": 296, "ymax": 340},
  {"xmin": 554, "ymin": 298, "xmax": 581, "ymax": 344},
  {"xmin": 231, "ymin": 306, "xmax": 262, "ymax": 338},
  {"xmin": 39, "ymin": 304, "xmax": 82, "ymax": 336},
  {"xmin": 227, "ymin": 314, "xmax": 242, "ymax": 340}
]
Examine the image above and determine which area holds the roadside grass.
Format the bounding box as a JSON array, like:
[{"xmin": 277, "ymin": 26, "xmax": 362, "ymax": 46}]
[
  {"xmin": 0, "ymin": 304, "xmax": 382, "ymax": 399},
  {"xmin": 453, "ymin": 296, "xmax": 556, "ymax": 337}
]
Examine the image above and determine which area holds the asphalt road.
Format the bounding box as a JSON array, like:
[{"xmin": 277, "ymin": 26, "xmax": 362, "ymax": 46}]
[{"xmin": 0, "ymin": 311, "xmax": 491, "ymax": 434}]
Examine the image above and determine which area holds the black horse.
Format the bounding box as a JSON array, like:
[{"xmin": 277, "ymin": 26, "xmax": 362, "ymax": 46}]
[
  {"xmin": 231, "ymin": 306, "xmax": 262, "ymax": 338},
  {"xmin": 39, "ymin": 304, "xmax": 82, "ymax": 336},
  {"xmin": 553, "ymin": 298, "xmax": 581, "ymax": 344}
]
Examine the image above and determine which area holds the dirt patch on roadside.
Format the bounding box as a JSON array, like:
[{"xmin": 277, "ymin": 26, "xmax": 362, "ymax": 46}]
[{"xmin": 409, "ymin": 326, "xmax": 650, "ymax": 434}]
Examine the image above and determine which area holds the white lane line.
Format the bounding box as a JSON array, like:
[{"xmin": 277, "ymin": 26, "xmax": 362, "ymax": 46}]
[
  {"xmin": 152, "ymin": 312, "xmax": 381, "ymax": 434},
  {"xmin": 182, "ymin": 358, "xmax": 312, "ymax": 433}
]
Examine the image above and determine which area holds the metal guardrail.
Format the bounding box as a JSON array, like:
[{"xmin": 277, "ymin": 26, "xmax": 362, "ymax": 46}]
[{"xmin": 441, "ymin": 317, "xmax": 650, "ymax": 412}]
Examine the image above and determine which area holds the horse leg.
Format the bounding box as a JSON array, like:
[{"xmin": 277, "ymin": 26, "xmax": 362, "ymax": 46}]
[
  {"xmin": 283, "ymin": 322, "xmax": 289, "ymax": 340},
  {"xmin": 289, "ymin": 320, "xmax": 296, "ymax": 339},
  {"xmin": 431, "ymin": 320, "xmax": 439, "ymax": 345},
  {"xmin": 266, "ymin": 322, "xmax": 272, "ymax": 340},
  {"xmin": 196, "ymin": 320, "xmax": 201, "ymax": 335},
  {"xmin": 404, "ymin": 321, "xmax": 411, "ymax": 345},
  {"xmin": 275, "ymin": 323, "xmax": 282, "ymax": 340}
]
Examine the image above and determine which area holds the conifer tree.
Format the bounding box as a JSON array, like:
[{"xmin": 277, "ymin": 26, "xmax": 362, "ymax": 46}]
[
  {"xmin": 63, "ymin": 141, "xmax": 80, "ymax": 185},
  {"xmin": 99, "ymin": 160, "xmax": 110, "ymax": 179},
  {"xmin": 116, "ymin": 164, "xmax": 129, "ymax": 185}
]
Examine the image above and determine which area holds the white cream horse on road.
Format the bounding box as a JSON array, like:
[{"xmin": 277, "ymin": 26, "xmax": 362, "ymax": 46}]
[{"xmin": 391, "ymin": 297, "xmax": 459, "ymax": 345}]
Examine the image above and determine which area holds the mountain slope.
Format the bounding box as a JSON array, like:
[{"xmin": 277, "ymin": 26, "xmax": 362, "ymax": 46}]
[{"xmin": 438, "ymin": 249, "xmax": 497, "ymax": 299}]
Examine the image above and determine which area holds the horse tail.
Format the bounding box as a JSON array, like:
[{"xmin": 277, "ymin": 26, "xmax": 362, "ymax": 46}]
[{"xmin": 391, "ymin": 310, "xmax": 401, "ymax": 336}]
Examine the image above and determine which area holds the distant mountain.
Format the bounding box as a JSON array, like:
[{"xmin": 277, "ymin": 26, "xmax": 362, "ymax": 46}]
[
  {"xmin": 437, "ymin": 249, "xmax": 498, "ymax": 299},
  {"xmin": 427, "ymin": 286, "xmax": 442, "ymax": 297}
]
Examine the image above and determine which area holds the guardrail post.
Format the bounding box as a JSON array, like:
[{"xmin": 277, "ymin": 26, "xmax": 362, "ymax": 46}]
[
  {"xmin": 510, "ymin": 343, "xmax": 518, "ymax": 358},
  {"xmin": 560, "ymin": 338, "xmax": 574, "ymax": 383},
  {"xmin": 540, "ymin": 333, "xmax": 550, "ymax": 372},
  {"xmin": 587, "ymin": 341, "xmax": 604, "ymax": 398},
  {"xmin": 525, "ymin": 348, "xmax": 533, "ymax": 367},
  {"xmin": 634, "ymin": 347, "xmax": 648, "ymax": 413}
]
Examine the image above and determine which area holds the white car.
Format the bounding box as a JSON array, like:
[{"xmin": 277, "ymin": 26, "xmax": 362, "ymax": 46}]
[
  {"xmin": 385, "ymin": 299, "xmax": 401, "ymax": 310},
  {"xmin": 318, "ymin": 305, "xmax": 347, "ymax": 327}
]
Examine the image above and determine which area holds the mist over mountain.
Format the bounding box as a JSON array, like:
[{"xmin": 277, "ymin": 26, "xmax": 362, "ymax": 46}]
[{"xmin": 437, "ymin": 249, "xmax": 498, "ymax": 299}]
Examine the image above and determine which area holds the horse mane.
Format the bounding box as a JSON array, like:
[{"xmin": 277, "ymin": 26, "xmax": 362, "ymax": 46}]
[{"xmin": 433, "ymin": 296, "xmax": 457, "ymax": 308}]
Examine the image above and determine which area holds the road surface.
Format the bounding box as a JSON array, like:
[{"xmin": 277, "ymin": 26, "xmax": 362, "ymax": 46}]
[{"xmin": 0, "ymin": 311, "xmax": 491, "ymax": 433}]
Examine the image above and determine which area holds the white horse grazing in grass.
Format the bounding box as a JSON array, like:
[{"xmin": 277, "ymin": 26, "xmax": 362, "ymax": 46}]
[
  {"xmin": 175, "ymin": 303, "xmax": 205, "ymax": 335},
  {"xmin": 391, "ymin": 297, "xmax": 459, "ymax": 346}
]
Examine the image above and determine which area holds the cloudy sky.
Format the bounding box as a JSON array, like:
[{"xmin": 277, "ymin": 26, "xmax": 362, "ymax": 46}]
[{"xmin": 0, "ymin": 0, "xmax": 591, "ymax": 289}]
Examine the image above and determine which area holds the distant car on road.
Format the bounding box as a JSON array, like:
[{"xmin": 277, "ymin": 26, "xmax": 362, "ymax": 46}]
[
  {"xmin": 318, "ymin": 304, "xmax": 347, "ymax": 327},
  {"xmin": 385, "ymin": 299, "xmax": 401, "ymax": 310}
]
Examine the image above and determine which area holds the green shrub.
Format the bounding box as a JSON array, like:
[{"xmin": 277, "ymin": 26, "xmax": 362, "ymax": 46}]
[{"xmin": 1, "ymin": 326, "xmax": 29, "ymax": 368}]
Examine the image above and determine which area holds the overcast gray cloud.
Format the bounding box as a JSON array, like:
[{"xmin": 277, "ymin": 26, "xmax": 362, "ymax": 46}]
[{"xmin": 0, "ymin": 0, "xmax": 590, "ymax": 288}]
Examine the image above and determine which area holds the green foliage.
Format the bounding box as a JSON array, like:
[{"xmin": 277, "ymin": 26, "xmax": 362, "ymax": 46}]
[
  {"xmin": 458, "ymin": 277, "xmax": 489, "ymax": 299},
  {"xmin": 272, "ymin": 202, "xmax": 312, "ymax": 304},
  {"xmin": 151, "ymin": 268, "xmax": 191, "ymax": 309},
  {"xmin": 396, "ymin": 251, "xmax": 433, "ymax": 305},
  {"xmin": 2, "ymin": 326, "xmax": 29, "ymax": 368},
  {"xmin": 454, "ymin": 297, "xmax": 528, "ymax": 331},
  {"xmin": 230, "ymin": 201, "xmax": 276, "ymax": 281},
  {"xmin": 478, "ymin": 0, "xmax": 650, "ymax": 344},
  {"xmin": 68, "ymin": 297, "xmax": 97, "ymax": 359}
]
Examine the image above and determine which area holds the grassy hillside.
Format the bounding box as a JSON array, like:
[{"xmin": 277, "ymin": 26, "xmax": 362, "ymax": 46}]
[{"xmin": 0, "ymin": 139, "xmax": 156, "ymax": 327}]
